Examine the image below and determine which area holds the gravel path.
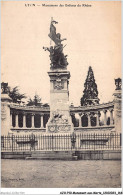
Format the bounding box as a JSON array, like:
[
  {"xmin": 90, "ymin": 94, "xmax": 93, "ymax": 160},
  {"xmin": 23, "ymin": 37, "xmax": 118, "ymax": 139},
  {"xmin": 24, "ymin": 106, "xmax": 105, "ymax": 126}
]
[{"xmin": 1, "ymin": 159, "xmax": 121, "ymax": 188}]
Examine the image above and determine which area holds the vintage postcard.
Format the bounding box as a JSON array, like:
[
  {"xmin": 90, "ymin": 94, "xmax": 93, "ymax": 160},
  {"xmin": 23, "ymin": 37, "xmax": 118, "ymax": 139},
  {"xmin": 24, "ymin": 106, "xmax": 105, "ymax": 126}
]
[{"xmin": 1, "ymin": 1, "xmax": 122, "ymax": 194}]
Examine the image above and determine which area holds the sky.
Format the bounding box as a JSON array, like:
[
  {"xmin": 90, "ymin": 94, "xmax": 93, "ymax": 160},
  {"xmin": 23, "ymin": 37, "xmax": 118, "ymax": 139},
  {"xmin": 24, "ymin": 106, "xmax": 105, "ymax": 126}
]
[{"xmin": 1, "ymin": 1, "xmax": 121, "ymax": 106}]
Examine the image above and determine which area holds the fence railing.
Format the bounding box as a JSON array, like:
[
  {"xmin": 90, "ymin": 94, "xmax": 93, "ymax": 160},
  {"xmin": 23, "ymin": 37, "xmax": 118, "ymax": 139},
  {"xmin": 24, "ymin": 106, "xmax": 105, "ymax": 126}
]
[{"xmin": 1, "ymin": 133, "xmax": 122, "ymax": 152}]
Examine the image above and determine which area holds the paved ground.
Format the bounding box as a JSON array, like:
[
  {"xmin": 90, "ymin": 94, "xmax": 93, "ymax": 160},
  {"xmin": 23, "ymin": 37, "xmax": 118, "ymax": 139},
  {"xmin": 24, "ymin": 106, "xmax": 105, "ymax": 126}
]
[{"xmin": 1, "ymin": 159, "xmax": 121, "ymax": 188}]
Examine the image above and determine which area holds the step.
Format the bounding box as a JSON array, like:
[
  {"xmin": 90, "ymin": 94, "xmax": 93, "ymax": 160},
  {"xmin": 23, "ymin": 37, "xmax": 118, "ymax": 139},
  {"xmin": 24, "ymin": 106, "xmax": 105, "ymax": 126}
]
[
  {"xmin": 27, "ymin": 150, "xmax": 77, "ymax": 160},
  {"xmin": 31, "ymin": 151, "xmax": 73, "ymax": 157},
  {"xmin": 32, "ymin": 153, "xmax": 73, "ymax": 158},
  {"xmin": 25, "ymin": 155, "xmax": 78, "ymax": 160}
]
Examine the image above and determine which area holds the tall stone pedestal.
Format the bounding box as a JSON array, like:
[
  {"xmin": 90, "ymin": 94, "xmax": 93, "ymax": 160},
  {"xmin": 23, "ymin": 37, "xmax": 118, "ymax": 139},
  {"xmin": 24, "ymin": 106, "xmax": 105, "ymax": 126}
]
[
  {"xmin": 1, "ymin": 93, "xmax": 12, "ymax": 135},
  {"xmin": 46, "ymin": 69, "xmax": 74, "ymax": 133},
  {"xmin": 113, "ymin": 90, "xmax": 122, "ymax": 133}
]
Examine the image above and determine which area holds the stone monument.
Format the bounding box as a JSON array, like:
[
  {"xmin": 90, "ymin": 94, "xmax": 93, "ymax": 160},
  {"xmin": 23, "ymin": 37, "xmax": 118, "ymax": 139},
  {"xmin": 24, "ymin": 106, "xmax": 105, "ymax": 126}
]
[
  {"xmin": 43, "ymin": 19, "xmax": 74, "ymax": 133},
  {"xmin": 1, "ymin": 82, "xmax": 12, "ymax": 135},
  {"xmin": 113, "ymin": 78, "xmax": 122, "ymax": 133}
]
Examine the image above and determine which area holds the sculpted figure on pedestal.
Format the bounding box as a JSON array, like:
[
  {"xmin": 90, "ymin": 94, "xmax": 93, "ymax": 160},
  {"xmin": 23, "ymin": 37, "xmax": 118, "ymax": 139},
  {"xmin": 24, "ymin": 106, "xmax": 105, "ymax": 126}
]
[
  {"xmin": 50, "ymin": 110, "xmax": 68, "ymax": 124},
  {"xmin": 115, "ymin": 78, "xmax": 122, "ymax": 90},
  {"xmin": 43, "ymin": 19, "xmax": 68, "ymax": 69},
  {"xmin": 1, "ymin": 82, "xmax": 8, "ymax": 94}
]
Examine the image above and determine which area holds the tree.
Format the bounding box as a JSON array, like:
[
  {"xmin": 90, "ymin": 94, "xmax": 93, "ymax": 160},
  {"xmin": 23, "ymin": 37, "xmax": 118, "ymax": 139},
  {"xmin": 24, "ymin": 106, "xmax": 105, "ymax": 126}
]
[
  {"xmin": 43, "ymin": 103, "xmax": 49, "ymax": 107},
  {"xmin": 27, "ymin": 94, "xmax": 42, "ymax": 106},
  {"xmin": 4, "ymin": 84, "xmax": 26, "ymax": 103},
  {"xmin": 80, "ymin": 66, "xmax": 99, "ymax": 106},
  {"xmin": 8, "ymin": 86, "xmax": 26, "ymax": 103}
]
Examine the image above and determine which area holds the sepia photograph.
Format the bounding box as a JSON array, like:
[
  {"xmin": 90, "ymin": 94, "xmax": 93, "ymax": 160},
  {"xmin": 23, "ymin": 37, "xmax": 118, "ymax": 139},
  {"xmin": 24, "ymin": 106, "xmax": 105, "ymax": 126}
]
[{"xmin": 1, "ymin": 0, "xmax": 122, "ymax": 193}]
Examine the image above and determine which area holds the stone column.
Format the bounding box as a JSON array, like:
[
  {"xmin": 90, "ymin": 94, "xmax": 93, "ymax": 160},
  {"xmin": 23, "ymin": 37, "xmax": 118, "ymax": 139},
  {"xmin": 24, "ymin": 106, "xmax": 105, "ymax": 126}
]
[
  {"xmin": 87, "ymin": 113, "xmax": 91, "ymax": 127},
  {"xmin": 70, "ymin": 112, "xmax": 76, "ymax": 127},
  {"xmin": 23, "ymin": 113, "xmax": 26, "ymax": 128},
  {"xmin": 70, "ymin": 113, "xmax": 73, "ymax": 123},
  {"xmin": 96, "ymin": 111, "xmax": 99, "ymax": 126},
  {"xmin": 103, "ymin": 110, "xmax": 107, "ymax": 125},
  {"xmin": 113, "ymin": 78, "xmax": 122, "ymax": 132},
  {"xmin": 31, "ymin": 114, "xmax": 35, "ymax": 128},
  {"xmin": 15, "ymin": 112, "xmax": 19, "ymax": 128},
  {"xmin": 41, "ymin": 114, "xmax": 44, "ymax": 128},
  {"xmin": 1, "ymin": 93, "xmax": 12, "ymax": 135},
  {"xmin": 109, "ymin": 109, "xmax": 114, "ymax": 125},
  {"xmin": 10, "ymin": 111, "xmax": 13, "ymax": 128},
  {"xmin": 78, "ymin": 113, "xmax": 82, "ymax": 127}
]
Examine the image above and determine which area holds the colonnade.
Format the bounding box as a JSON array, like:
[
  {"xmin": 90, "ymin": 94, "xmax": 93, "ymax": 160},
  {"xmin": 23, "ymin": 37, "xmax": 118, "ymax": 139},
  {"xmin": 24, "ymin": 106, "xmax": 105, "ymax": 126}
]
[
  {"xmin": 10, "ymin": 107, "xmax": 114, "ymax": 130},
  {"xmin": 10, "ymin": 111, "xmax": 46, "ymax": 129},
  {"xmin": 71, "ymin": 108, "xmax": 114, "ymax": 128}
]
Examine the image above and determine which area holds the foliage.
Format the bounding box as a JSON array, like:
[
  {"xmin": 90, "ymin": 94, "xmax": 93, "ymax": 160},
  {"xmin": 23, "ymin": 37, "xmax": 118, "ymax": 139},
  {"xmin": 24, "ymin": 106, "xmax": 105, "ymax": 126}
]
[
  {"xmin": 27, "ymin": 95, "xmax": 50, "ymax": 107},
  {"xmin": 80, "ymin": 66, "xmax": 99, "ymax": 106},
  {"xmin": 27, "ymin": 95, "xmax": 42, "ymax": 106},
  {"xmin": 1, "ymin": 82, "xmax": 49, "ymax": 106},
  {"xmin": 8, "ymin": 86, "xmax": 26, "ymax": 103},
  {"xmin": 43, "ymin": 103, "xmax": 49, "ymax": 107}
]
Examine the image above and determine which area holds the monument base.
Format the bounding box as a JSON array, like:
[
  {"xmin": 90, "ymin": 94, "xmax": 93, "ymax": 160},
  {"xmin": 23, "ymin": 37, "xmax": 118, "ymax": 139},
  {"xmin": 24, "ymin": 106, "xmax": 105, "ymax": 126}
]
[
  {"xmin": 46, "ymin": 123, "xmax": 74, "ymax": 133},
  {"xmin": 46, "ymin": 110, "xmax": 74, "ymax": 133}
]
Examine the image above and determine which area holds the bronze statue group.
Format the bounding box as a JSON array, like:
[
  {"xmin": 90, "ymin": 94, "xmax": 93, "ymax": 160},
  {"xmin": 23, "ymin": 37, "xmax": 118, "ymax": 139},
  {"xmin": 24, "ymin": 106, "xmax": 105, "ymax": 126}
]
[{"xmin": 43, "ymin": 19, "xmax": 68, "ymax": 69}]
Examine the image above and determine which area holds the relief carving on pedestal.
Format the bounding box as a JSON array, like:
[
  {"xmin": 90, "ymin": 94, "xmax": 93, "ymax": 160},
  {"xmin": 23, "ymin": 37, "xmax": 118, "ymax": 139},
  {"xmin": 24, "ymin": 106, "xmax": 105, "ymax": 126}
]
[
  {"xmin": 54, "ymin": 78, "xmax": 64, "ymax": 90},
  {"xmin": 48, "ymin": 125, "xmax": 71, "ymax": 133},
  {"xmin": 50, "ymin": 110, "xmax": 68, "ymax": 124},
  {"xmin": 48, "ymin": 110, "xmax": 70, "ymax": 132}
]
